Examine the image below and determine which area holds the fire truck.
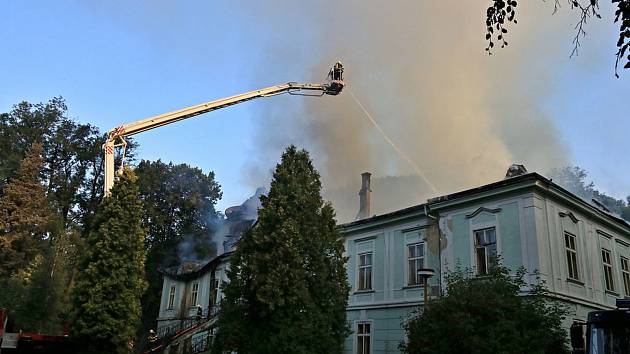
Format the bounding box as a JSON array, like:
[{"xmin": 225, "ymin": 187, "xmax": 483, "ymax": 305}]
[
  {"xmin": 0, "ymin": 308, "xmax": 74, "ymax": 354},
  {"xmin": 570, "ymin": 299, "xmax": 630, "ymax": 354}
]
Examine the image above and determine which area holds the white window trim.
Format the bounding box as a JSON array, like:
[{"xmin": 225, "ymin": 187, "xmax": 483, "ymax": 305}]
[
  {"xmin": 357, "ymin": 251, "xmax": 373, "ymax": 291},
  {"xmin": 471, "ymin": 225, "xmax": 499, "ymax": 275},
  {"xmin": 167, "ymin": 284, "xmax": 176, "ymax": 310},
  {"xmin": 354, "ymin": 320, "xmax": 373, "ymax": 354},
  {"xmin": 190, "ymin": 281, "xmax": 200, "ymax": 306},
  {"xmin": 620, "ymin": 256, "xmax": 630, "ymax": 296},
  {"xmin": 209, "ymin": 277, "xmax": 220, "ymax": 307},
  {"xmin": 564, "ymin": 231, "xmax": 581, "ymax": 281},
  {"xmin": 601, "ymin": 248, "xmax": 616, "ymax": 293},
  {"xmin": 405, "ymin": 242, "xmax": 425, "ymax": 287}
]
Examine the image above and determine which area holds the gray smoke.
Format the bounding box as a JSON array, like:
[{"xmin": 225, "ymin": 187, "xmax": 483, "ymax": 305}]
[{"xmin": 237, "ymin": 1, "xmax": 580, "ymax": 222}]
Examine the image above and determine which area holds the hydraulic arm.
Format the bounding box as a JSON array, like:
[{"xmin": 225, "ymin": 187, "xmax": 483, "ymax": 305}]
[{"xmin": 104, "ymin": 62, "xmax": 345, "ymax": 195}]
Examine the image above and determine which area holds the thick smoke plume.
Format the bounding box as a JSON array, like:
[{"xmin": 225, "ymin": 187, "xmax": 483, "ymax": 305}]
[{"xmin": 240, "ymin": 1, "xmax": 577, "ymax": 222}]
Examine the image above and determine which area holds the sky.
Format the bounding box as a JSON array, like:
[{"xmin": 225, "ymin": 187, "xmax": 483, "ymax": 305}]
[{"xmin": 1, "ymin": 1, "xmax": 629, "ymax": 219}]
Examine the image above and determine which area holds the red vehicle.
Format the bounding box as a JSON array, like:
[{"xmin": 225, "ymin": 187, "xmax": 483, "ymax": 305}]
[{"xmin": 0, "ymin": 308, "xmax": 75, "ymax": 354}]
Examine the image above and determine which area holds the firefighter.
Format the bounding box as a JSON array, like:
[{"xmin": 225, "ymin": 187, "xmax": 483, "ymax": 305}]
[
  {"xmin": 332, "ymin": 61, "xmax": 343, "ymax": 81},
  {"xmin": 148, "ymin": 329, "xmax": 157, "ymax": 343},
  {"xmin": 196, "ymin": 305, "xmax": 203, "ymax": 322}
]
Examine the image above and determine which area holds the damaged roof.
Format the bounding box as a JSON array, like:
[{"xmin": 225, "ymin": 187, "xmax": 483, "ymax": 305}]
[
  {"xmin": 339, "ymin": 172, "xmax": 630, "ymax": 234},
  {"xmin": 158, "ymin": 251, "xmax": 232, "ymax": 281}
]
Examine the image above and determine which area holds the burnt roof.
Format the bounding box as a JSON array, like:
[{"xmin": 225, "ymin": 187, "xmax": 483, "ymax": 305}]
[
  {"xmin": 159, "ymin": 251, "xmax": 232, "ymax": 281},
  {"xmin": 339, "ymin": 172, "xmax": 630, "ymax": 233}
]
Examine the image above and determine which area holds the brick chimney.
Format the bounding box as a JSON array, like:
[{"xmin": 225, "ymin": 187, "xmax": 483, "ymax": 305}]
[{"xmin": 356, "ymin": 172, "xmax": 372, "ymax": 220}]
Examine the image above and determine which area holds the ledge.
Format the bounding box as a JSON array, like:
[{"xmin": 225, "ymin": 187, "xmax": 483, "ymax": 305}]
[
  {"xmin": 605, "ymin": 290, "xmax": 620, "ymax": 297},
  {"xmin": 402, "ymin": 285, "xmax": 424, "ymax": 290},
  {"xmin": 566, "ymin": 278, "xmax": 585, "ymax": 286},
  {"xmin": 353, "ymin": 289, "xmax": 375, "ymax": 294}
]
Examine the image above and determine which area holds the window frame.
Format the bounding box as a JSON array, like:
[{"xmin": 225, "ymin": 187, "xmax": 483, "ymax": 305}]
[
  {"xmin": 190, "ymin": 282, "xmax": 200, "ymax": 306},
  {"xmin": 473, "ymin": 227, "xmax": 497, "ymax": 276},
  {"xmin": 564, "ymin": 232, "xmax": 580, "ymax": 281},
  {"xmin": 601, "ymin": 248, "xmax": 615, "ymax": 292},
  {"xmin": 620, "ymin": 256, "xmax": 630, "ymax": 296},
  {"xmin": 357, "ymin": 251, "xmax": 373, "ymax": 291},
  {"xmin": 356, "ymin": 321, "xmax": 372, "ymax": 354},
  {"xmin": 209, "ymin": 278, "xmax": 219, "ymax": 307},
  {"xmin": 406, "ymin": 242, "xmax": 425, "ymax": 287},
  {"xmin": 167, "ymin": 284, "xmax": 176, "ymax": 310}
]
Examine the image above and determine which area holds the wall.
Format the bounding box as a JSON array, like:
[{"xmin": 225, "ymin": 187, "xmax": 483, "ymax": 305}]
[
  {"xmin": 533, "ymin": 190, "xmax": 630, "ymax": 316},
  {"xmin": 342, "ymin": 211, "xmax": 437, "ymax": 353}
]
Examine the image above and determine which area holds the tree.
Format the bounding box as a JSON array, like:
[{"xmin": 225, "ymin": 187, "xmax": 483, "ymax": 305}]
[
  {"xmin": 484, "ymin": 0, "xmax": 630, "ymax": 76},
  {"xmin": 212, "ymin": 146, "xmax": 350, "ymax": 354},
  {"xmin": 550, "ymin": 166, "xmax": 630, "ymax": 221},
  {"xmin": 400, "ymin": 263, "xmax": 569, "ymax": 354},
  {"xmin": 135, "ymin": 160, "xmax": 222, "ymax": 338},
  {"xmin": 0, "ymin": 98, "xmax": 137, "ymax": 233},
  {"xmin": 70, "ymin": 168, "xmax": 147, "ymax": 354},
  {"xmin": 0, "ymin": 142, "xmax": 52, "ymax": 277}
]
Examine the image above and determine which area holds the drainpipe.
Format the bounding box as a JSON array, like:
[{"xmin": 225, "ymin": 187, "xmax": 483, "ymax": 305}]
[{"xmin": 425, "ymin": 204, "xmax": 442, "ymax": 297}]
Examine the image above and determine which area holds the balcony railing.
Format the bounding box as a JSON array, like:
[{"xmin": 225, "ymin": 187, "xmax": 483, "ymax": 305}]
[{"xmin": 155, "ymin": 306, "xmax": 219, "ymax": 339}]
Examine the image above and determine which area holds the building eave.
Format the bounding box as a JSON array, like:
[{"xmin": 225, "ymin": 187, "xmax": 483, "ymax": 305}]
[
  {"xmin": 159, "ymin": 251, "xmax": 233, "ymax": 281},
  {"xmin": 338, "ymin": 203, "xmax": 428, "ymax": 234}
]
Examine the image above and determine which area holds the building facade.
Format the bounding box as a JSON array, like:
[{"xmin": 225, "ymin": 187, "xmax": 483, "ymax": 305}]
[
  {"xmin": 154, "ymin": 169, "xmax": 630, "ymax": 354},
  {"xmin": 340, "ymin": 171, "xmax": 630, "ymax": 354}
]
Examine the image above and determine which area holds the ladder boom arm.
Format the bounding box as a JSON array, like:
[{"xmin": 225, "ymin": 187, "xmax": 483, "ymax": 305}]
[
  {"xmin": 108, "ymin": 82, "xmax": 329, "ymax": 139},
  {"xmin": 103, "ymin": 62, "xmax": 345, "ymax": 195}
]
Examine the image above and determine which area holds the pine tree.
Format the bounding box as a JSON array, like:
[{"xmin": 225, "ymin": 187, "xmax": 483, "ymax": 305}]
[
  {"xmin": 0, "ymin": 142, "xmax": 51, "ymax": 277},
  {"xmin": 213, "ymin": 146, "xmax": 350, "ymax": 354},
  {"xmin": 70, "ymin": 168, "xmax": 147, "ymax": 354}
]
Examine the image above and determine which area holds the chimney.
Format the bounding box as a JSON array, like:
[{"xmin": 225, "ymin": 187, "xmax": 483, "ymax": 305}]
[
  {"xmin": 356, "ymin": 172, "xmax": 372, "ymax": 220},
  {"xmin": 504, "ymin": 164, "xmax": 528, "ymax": 179}
]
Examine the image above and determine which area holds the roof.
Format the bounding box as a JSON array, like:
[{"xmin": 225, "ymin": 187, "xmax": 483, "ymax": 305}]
[
  {"xmin": 339, "ymin": 172, "xmax": 630, "ymax": 234},
  {"xmin": 158, "ymin": 251, "xmax": 232, "ymax": 281}
]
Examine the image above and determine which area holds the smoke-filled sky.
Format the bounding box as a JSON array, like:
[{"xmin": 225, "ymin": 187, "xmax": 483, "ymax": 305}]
[{"xmin": 2, "ymin": 1, "xmax": 629, "ymax": 222}]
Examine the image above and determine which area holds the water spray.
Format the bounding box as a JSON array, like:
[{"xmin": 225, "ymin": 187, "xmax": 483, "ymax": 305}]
[{"xmin": 348, "ymin": 88, "xmax": 439, "ymax": 194}]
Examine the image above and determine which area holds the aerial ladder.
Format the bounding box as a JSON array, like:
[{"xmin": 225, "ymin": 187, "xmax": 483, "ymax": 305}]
[{"xmin": 103, "ymin": 62, "xmax": 345, "ymax": 195}]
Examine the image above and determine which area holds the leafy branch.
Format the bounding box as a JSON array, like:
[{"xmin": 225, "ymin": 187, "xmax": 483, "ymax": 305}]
[
  {"xmin": 613, "ymin": 0, "xmax": 630, "ymax": 77},
  {"xmin": 485, "ymin": 0, "xmax": 630, "ymax": 77},
  {"xmin": 485, "ymin": 0, "xmax": 518, "ymax": 53}
]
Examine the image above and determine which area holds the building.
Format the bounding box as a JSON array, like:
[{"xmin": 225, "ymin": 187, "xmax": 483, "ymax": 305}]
[
  {"xmin": 152, "ymin": 166, "xmax": 630, "ymax": 354},
  {"xmin": 340, "ymin": 166, "xmax": 630, "ymax": 354},
  {"xmin": 151, "ymin": 192, "xmax": 260, "ymax": 354}
]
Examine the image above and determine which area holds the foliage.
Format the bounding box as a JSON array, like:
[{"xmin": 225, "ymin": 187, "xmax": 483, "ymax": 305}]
[
  {"xmin": 401, "ymin": 263, "xmax": 570, "ymax": 354},
  {"xmin": 0, "ymin": 142, "xmax": 53, "ymax": 277},
  {"xmin": 550, "ymin": 166, "xmax": 630, "ymax": 221},
  {"xmin": 212, "ymin": 146, "xmax": 350, "ymax": 354},
  {"xmin": 134, "ymin": 159, "xmax": 222, "ymax": 337},
  {"xmin": 0, "ymin": 98, "xmax": 137, "ymax": 333},
  {"xmin": 70, "ymin": 168, "xmax": 147, "ymax": 354},
  {"xmin": 484, "ymin": 0, "xmax": 630, "ymax": 76},
  {"xmin": 485, "ymin": 0, "xmax": 518, "ymax": 52}
]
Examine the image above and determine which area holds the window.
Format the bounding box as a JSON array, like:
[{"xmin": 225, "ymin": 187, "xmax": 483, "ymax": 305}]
[
  {"xmin": 407, "ymin": 243, "xmax": 425, "ymax": 286},
  {"xmin": 565, "ymin": 232, "xmax": 580, "ymax": 281},
  {"xmin": 358, "ymin": 252, "xmax": 372, "ymax": 291},
  {"xmin": 621, "ymin": 256, "xmax": 630, "ymax": 296},
  {"xmin": 190, "ymin": 282, "xmax": 199, "ymax": 306},
  {"xmin": 602, "ymin": 249, "xmax": 615, "ymax": 292},
  {"xmin": 357, "ymin": 322, "xmax": 371, "ymax": 354},
  {"xmin": 167, "ymin": 284, "xmax": 176, "ymax": 310},
  {"xmin": 474, "ymin": 227, "xmax": 497, "ymax": 275},
  {"xmin": 209, "ymin": 278, "xmax": 219, "ymax": 307}
]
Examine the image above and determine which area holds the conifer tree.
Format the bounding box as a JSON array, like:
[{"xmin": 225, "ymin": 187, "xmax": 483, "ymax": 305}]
[
  {"xmin": 213, "ymin": 146, "xmax": 350, "ymax": 354},
  {"xmin": 70, "ymin": 168, "xmax": 147, "ymax": 354},
  {"xmin": 0, "ymin": 142, "xmax": 51, "ymax": 277}
]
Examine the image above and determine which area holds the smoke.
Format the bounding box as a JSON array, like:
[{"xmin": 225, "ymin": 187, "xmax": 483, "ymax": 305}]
[
  {"xmin": 239, "ymin": 1, "xmax": 577, "ymax": 222},
  {"xmin": 176, "ymin": 187, "xmax": 264, "ymax": 264}
]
